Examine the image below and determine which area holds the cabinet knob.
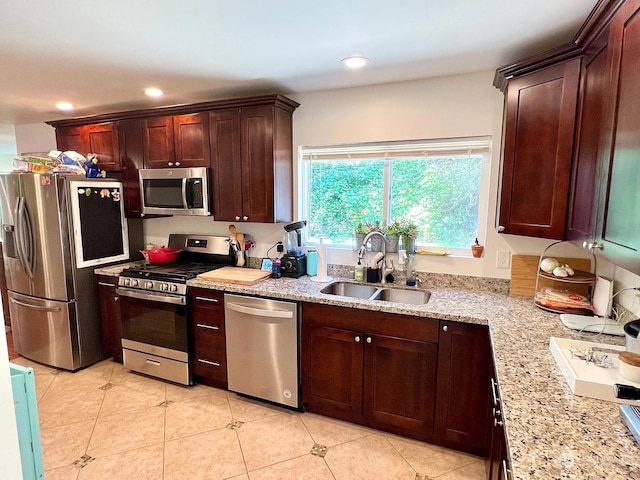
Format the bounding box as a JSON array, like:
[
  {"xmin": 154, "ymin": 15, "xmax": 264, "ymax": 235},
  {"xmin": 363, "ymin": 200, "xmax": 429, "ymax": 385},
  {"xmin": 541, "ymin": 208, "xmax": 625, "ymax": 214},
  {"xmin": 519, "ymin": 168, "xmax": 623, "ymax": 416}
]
[
  {"xmin": 497, "ymin": 225, "xmax": 505, "ymax": 232},
  {"xmin": 175, "ymin": 162, "xmax": 181, "ymax": 167},
  {"xmin": 235, "ymin": 216, "xmax": 241, "ymax": 221},
  {"xmin": 583, "ymin": 241, "xmax": 604, "ymax": 251},
  {"xmin": 355, "ymin": 336, "xmax": 361, "ymax": 343},
  {"xmin": 494, "ymin": 417, "xmax": 504, "ymax": 427},
  {"xmin": 168, "ymin": 162, "xmax": 174, "ymax": 167},
  {"xmin": 243, "ymin": 216, "xmax": 248, "ymax": 221},
  {"xmin": 114, "ymin": 296, "xmax": 119, "ymax": 302},
  {"xmin": 442, "ymin": 325, "xmax": 448, "ymax": 332},
  {"xmin": 366, "ymin": 337, "xmax": 372, "ymax": 344}
]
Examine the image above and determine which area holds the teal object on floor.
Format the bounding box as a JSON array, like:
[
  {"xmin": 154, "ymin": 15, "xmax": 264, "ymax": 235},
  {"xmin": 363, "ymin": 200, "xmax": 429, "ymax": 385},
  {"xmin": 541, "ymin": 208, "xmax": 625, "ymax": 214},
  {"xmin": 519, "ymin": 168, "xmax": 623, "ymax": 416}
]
[{"xmin": 10, "ymin": 363, "xmax": 44, "ymax": 480}]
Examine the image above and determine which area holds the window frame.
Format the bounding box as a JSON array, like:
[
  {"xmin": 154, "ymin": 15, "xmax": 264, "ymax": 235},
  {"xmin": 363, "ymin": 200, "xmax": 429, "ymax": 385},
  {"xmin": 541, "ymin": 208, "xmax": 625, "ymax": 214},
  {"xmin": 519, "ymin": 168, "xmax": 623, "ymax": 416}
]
[{"xmin": 298, "ymin": 136, "xmax": 492, "ymax": 256}]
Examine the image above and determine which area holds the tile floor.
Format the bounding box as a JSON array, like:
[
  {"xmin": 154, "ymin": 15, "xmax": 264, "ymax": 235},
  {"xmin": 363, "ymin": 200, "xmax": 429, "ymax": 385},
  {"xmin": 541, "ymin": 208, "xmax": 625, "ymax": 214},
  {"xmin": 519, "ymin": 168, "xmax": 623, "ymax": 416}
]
[{"xmin": 11, "ymin": 356, "xmax": 485, "ymax": 480}]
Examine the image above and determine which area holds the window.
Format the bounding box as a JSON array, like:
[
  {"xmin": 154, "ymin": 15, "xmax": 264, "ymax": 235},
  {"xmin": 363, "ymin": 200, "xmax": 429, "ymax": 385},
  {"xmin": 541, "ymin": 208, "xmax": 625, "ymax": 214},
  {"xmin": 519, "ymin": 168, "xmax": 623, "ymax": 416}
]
[{"xmin": 299, "ymin": 137, "xmax": 491, "ymax": 251}]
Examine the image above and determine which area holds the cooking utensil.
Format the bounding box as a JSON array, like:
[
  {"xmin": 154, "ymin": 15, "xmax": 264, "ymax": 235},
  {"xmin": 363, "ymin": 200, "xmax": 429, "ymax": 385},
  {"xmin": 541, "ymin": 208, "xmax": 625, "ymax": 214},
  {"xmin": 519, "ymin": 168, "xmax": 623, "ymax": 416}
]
[
  {"xmin": 229, "ymin": 224, "xmax": 237, "ymax": 242},
  {"xmin": 140, "ymin": 246, "xmax": 183, "ymax": 264}
]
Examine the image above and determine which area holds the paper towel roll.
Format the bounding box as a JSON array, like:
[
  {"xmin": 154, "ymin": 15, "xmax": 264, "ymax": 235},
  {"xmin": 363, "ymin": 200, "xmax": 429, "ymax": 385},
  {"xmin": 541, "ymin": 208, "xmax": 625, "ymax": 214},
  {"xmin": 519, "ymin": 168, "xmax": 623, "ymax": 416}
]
[{"xmin": 310, "ymin": 243, "xmax": 333, "ymax": 283}]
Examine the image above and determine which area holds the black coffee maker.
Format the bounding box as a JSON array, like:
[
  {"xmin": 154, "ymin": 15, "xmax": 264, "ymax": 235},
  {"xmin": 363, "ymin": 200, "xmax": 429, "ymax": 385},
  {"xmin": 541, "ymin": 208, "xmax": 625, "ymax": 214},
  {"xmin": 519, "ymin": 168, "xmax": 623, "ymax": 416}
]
[{"xmin": 281, "ymin": 220, "xmax": 307, "ymax": 278}]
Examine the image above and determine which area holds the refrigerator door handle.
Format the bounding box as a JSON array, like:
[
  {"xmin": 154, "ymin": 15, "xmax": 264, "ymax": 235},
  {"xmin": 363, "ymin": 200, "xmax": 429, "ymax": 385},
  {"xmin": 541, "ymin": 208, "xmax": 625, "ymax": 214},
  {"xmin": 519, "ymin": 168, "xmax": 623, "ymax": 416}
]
[
  {"xmin": 15, "ymin": 197, "xmax": 35, "ymax": 278},
  {"xmin": 9, "ymin": 297, "xmax": 62, "ymax": 312}
]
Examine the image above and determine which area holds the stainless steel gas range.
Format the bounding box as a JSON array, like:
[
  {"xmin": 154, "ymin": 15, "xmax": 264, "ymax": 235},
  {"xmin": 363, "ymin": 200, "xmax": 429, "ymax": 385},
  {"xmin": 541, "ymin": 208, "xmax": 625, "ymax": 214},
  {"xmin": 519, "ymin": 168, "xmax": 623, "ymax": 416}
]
[{"xmin": 117, "ymin": 234, "xmax": 233, "ymax": 385}]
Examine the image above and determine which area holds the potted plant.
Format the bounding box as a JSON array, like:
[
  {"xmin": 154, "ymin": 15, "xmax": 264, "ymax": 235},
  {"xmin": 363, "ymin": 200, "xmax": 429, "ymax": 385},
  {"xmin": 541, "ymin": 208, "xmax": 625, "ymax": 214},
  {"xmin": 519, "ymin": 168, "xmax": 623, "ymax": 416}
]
[
  {"xmin": 354, "ymin": 221, "xmax": 368, "ymax": 249},
  {"xmin": 397, "ymin": 218, "xmax": 418, "ymax": 254},
  {"xmin": 385, "ymin": 220, "xmax": 402, "ymax": 253}
]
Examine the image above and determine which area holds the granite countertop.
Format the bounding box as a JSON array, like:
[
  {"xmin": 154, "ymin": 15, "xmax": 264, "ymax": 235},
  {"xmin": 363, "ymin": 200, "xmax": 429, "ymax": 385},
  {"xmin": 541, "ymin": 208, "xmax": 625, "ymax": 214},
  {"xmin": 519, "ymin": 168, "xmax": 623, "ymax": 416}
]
[{"xmin": 95, "ymin": 265, "xmax": 640, "ymax": 479}]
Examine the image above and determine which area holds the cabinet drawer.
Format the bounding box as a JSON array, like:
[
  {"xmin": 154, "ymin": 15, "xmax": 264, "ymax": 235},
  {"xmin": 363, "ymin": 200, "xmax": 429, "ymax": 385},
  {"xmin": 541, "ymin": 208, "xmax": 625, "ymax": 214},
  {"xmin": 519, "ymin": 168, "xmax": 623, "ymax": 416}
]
[
  {"xmin": 190, "ymin": 290, "xmax": 224, "ymax": 311},
  {"xmin": 193, "ymin": 340, "xmax": 227, "ymax": 381},
  {"xmin": 193, "ymin": 318, "xmax": 225, "ymax": 342}
]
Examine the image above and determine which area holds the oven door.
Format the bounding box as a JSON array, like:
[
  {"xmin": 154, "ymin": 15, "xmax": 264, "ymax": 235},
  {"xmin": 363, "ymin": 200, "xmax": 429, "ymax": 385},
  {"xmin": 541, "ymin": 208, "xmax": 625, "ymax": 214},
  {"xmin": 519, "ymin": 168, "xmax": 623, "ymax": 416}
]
[{"xmin": 117, "ymin": 287, "xmax": 188, "ymax": 354}]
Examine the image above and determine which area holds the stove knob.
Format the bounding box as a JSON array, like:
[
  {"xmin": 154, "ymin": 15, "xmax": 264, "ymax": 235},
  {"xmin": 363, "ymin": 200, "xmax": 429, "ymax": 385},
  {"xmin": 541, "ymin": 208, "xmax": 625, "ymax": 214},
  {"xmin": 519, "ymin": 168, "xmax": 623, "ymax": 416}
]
[
  {"xmin": 124, "ymin": 278, "xmax": 131, "ymax": 286},
  {"xmin": 170, "ymin": 284, "xmax": 178, "ymax": 292},
  {"xmin": 131, "ymin": 279, "xmax": 139, "ymax": 287},
  {"xmin": 160, "ymin": 283, "xmax": 169, "ymax": 291},
  {"xmin": 145, "ymin": 281, "xmax": 154, "ymax": 289}
]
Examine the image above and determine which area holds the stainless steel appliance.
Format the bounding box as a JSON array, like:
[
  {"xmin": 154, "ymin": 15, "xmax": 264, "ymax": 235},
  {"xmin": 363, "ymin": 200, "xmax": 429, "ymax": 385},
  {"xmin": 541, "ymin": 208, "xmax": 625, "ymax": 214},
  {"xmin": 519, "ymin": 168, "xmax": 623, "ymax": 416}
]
[
  {"xmin": 0, "ymin": 173, "xmax": 139, "ymax": 370},
  {"xmin": 117, "ymin": 234, "xmax": 233, "ymax": 385},
  {"xmin": 225, "ymin": 293, "xmax": 300, "ymax": 408},
  {"xmin": 139, "ymin": 167, "xmax": 210, "ymax": 216}
]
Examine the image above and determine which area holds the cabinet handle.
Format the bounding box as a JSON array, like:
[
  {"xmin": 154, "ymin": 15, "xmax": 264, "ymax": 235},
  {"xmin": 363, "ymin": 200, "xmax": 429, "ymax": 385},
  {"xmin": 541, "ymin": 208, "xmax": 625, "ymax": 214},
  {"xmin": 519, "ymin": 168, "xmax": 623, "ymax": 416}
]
[
  {"xmin": 502, "ymin": 459, "xmax": 511, "ymax": 479},
  {"xmin": 195, "ymin": 296, "xmax": 219, "ymax": 303},
  {"xmin": 98, "ymin": 281, "xmax": 116, "ymax": 287},
  {"xmin": 583, "ymin": 241, "xmax": 604, "ymax": 251},
  {"xmin": 442, "ymin": 325, "xmax": 448, "ymax": 332},
  {"xmin": 196, "ymin": 323, "xmax": 219, "ymax": 330},
  {"xmin": 146, "ymin": 359, "xmax": 161, "ymax": 366},
  {"xmin": 243, "ymin": 216, "xmax": 248, "ymax": 221},
  {"xmin": 497, "ymin": 225, "xmax": 505, "ymax": 232},
  {"xmin": 235, "ymin": 216, "xmax": 241, "ymax": 221},
  {"xmin": 355, "ymin": 336, "xmax": 361, "ymax": 343},
  {"xmin": 491, "ymin": 377, "xmax": 500, "ymax": 406},
  {"xmin": 366, "ymin": 337, "xmax": 372, "ymax": 344},
  {"xmin": 197, "ymin": 359, "xmax": 220, "ymax": 367}
]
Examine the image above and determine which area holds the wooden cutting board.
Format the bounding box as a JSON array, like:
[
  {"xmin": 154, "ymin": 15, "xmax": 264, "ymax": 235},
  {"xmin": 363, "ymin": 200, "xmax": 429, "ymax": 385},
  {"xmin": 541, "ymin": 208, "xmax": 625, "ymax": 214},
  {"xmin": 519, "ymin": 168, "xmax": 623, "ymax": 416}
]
[
  {"xmin": 510, "ymin": 255, "xmax": 592, "ymax": 297},
  {"xmin": 196, "ymin": 266, "xmax": 271, "ymax": 285}
]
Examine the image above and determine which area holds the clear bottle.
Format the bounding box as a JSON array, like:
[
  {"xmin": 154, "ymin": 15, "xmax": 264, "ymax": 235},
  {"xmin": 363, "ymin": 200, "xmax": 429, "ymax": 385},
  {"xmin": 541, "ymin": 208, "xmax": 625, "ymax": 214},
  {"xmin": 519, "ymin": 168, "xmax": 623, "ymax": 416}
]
[
  {"xmin": 405, "ymin": 255, "xmax": 416, "ymax": 286},
  {"xmin": 354, "ymin": 260, "xmax": 365, "ymax": 281}
]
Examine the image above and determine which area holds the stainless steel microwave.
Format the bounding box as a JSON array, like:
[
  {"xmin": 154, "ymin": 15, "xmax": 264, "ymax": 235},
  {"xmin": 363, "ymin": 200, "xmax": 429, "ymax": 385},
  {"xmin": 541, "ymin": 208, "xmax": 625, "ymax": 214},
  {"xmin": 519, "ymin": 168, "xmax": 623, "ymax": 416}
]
[{"xmin": 139, "ymin": 167, "xmax": 210, "ymax": 216}]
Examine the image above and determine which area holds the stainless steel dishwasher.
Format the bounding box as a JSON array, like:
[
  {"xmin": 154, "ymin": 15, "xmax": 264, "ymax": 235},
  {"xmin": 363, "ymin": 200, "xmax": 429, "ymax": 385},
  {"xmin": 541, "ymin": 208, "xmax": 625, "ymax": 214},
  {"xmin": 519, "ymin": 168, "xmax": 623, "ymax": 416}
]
[{"xmin": 224, "ymin": 293, "xmax": 299, "ymax": 408}]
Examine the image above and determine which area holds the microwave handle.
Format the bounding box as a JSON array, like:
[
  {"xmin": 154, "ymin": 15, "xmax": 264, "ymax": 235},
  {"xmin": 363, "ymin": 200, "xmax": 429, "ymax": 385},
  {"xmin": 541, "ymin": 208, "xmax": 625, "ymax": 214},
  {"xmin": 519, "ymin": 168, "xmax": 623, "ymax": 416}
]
[{"xmin": 182, "ymin": 178, "xmax": 189, "ymax": 209}]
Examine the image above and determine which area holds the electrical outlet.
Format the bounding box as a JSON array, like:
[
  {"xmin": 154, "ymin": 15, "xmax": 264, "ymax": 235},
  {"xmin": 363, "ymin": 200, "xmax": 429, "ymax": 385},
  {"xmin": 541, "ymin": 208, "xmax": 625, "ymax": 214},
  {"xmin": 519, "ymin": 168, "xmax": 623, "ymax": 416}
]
[{"xmin": 496, "ymin": 250, "xmax": 511, "ymax": 269}]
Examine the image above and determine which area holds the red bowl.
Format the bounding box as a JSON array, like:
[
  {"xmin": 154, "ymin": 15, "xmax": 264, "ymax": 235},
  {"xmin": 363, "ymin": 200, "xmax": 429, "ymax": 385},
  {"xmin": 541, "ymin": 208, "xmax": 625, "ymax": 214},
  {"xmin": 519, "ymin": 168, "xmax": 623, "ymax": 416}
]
[{"xmin": 140, "ymin": 247, "xmax": 183, "ymax": 264}]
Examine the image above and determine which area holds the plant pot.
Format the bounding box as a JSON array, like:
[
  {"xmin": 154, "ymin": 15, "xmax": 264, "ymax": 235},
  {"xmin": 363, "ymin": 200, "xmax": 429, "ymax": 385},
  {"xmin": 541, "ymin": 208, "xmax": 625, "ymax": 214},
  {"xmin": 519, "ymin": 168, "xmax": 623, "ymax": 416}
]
[
  {"xmin": 385, "ymin": 234, "xmax": 399, "ymax": 253},
  {"xmin": 370, "ymin": 235, "xmax": 384, "ymax": 252},
  {"xmin": 355, "ymin": 233, "xmax": 366, "ymax": 250},
  {"xmin": 471, "ymin": 244, "xmax": 484, "ymax": 258},
  {"xmin": 402, "ymin": 235, "xmax": 416, "ymax": 254}
]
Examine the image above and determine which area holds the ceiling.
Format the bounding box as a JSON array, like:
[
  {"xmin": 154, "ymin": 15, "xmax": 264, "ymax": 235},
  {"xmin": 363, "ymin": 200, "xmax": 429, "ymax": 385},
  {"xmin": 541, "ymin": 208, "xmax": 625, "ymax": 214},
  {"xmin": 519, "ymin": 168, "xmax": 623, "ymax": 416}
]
[{"xmin": 0, "ymin": 0, "xmax": 598, "ymax": 125}]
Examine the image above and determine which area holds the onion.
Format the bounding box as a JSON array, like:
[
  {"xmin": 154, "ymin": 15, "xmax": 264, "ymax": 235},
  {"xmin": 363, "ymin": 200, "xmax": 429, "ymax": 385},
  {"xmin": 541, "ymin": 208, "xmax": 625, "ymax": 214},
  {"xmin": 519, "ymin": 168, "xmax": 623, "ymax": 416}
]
[{"xmin": 540, "ymin": 257, "xmax": 561, "ymax": 273}]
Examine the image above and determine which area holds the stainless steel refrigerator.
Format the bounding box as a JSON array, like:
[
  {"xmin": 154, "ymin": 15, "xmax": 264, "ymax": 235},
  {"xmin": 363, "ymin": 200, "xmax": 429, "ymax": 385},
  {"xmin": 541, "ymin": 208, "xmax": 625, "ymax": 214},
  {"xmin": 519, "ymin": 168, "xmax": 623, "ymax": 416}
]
[{"xmin": 0, "ymin": 173, "xmax": 141, "ymax": 370}]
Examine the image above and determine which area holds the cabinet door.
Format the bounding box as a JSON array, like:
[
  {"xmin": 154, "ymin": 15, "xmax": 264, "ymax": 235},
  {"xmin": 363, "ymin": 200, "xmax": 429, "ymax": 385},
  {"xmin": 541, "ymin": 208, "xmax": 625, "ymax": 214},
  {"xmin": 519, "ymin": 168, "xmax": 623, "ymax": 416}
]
[
  {"xmin": 55, "ymin": 126, "xmax": 86, "ymax": 154},
  {"xmin": 498, "ymin": 59, "xmax": 580, "ymax": 239},
  {"xmin": 143, "ymin": 116, "xmax": 175, "ymax": 168},
  {"xmin": 435, "ymin": 322, "xmax": 491, "ymax": 455},
  {"xmin": 173, "ymin": 113, "xmax": 210, "ymax": 168},
  {"xmin": 362, "ymin": 334, "xmax": 437, "ymax": 438},
  {"xmin": 566, "ymin": 31, "xmax": 610, "ymax": 241},
  {"xmin": 210, "ymin": 109, "xmax": 243, "ymax": 221},
  {"xmin": 240, "ymin": 105, "xmax": 275, "ymax": 223},
  {"xmin": 594, "ymin": 1, "xmax": 640, "ymax": 273},
  {"xmin": 87, "ymin": 122, "xmax": 119, "ymax": 171},
  {"xmin": 301, "ymin": 324, "xmax": 363, "ymax": 423},
  {"xmin": 96, "ymin": 275, "xmax": 122, "ymax": 363},
  {"xmin": 118, "ymin": 119, "xmax": 144, "ymax": 217}
]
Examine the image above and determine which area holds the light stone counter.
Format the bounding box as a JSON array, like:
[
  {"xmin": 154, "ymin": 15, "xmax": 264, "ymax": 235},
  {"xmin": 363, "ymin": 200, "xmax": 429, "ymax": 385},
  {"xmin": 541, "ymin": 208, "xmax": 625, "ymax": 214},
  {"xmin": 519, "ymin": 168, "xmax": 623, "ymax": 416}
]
[{"xmin": 95, "ymin": 266, "xmax": 640, "ymax": 479}]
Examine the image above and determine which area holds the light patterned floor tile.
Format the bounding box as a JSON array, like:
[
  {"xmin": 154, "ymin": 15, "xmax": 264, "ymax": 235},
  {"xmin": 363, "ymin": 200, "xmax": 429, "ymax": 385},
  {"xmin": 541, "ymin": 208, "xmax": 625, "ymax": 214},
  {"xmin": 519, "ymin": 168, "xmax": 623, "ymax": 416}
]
[
  {"xmin": 164, "ymin": 429, "xmax": 246, "ymax": 480},
  {"xmin": 386, "ymin": 434, "xmax": 479, "ymax": 478},
  {"xmin": 40, "ymin": 420, "xmax": 95, "ymax": 471},
  {"xmin": 99, "ymin": 384, "xmax": 166, "ymax": 418},
  {"xmin": 38, "ymin": 384, "xmax": 106, "ymax": 429},
  {"xmin": 300, "ymin": 412, "xmax": 371, "ymax": 447},
  {"xmin": 34, "ymin": 372, "xmax": 56, "ymax": 400},
  {"xmin": 77, "ymin": 443, "xmax": 164, "ymax": 480},
  {"xmin": 87, "ymin": 406, "xmax": 165, "ymax": 458},
  {"xmin": 165, "ymin": 381, "xmax": 219, "ymax": 403},
  {"xmin": 45, "ymin": 464, "xmax": 81, "ymax": 480},
  {"xmin": 248, "ymin": 454, "xmax": 334, "ymax": 480},
  {"xmin": 436, "ymin": 459, "xmax": 486, "ymax": 480},
  {"xmin": 227, "ymin": 393, "xmax": 292, "ymax": 423},
  {"xmin": 10, "ymin": 356, "xmax": 61, "ymax": 375},
  {"xmin": 165, "ymin": 392, "xmax": 233, "ymax": 441},
  {"xmin": 237, "ymin": 412, "xmax": 315, "ymax": 471},
  {"xmin": 51, "ymin": 361, "xmax": 115, "ymax": 390},
  {"xmin": 109, "ymin": 367, "xmax": 167, "ymax": 397},
  {"xmin": 324, "ymin": 434, "xmax": 416, "ymax": 480}
]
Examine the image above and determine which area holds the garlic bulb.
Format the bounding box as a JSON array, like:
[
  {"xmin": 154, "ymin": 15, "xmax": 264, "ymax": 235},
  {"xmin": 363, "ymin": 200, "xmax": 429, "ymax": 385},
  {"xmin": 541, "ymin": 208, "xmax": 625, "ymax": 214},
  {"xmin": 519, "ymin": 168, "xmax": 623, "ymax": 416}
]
[
  {"xmin": 540, "ymin": 257, "xmax": 561, "ymax": 273},
  {"xmin": 563, "ymin": 264, "xmax": 575, "ymax": 276},
  {"xmin": 553, "ymin": 266, "xmax": 569, "ymax": 277}
]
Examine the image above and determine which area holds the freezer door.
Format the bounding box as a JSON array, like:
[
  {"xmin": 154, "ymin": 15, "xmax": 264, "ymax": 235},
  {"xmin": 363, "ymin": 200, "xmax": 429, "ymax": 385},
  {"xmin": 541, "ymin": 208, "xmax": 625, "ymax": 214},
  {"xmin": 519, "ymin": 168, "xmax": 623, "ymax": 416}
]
[{"xmin": 8, "ymin": 291, "xmax": 80, "ymax": 370}]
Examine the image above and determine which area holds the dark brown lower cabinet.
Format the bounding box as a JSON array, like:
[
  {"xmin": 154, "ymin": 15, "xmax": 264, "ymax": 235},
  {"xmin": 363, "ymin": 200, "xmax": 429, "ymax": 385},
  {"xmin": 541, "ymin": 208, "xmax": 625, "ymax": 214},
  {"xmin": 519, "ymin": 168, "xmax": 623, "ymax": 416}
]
[
  {"xmin": 301, "ymin": 303, "xmax": 438, "ymax": 441},
  {"xmin": 435, "ymin": 321, "xmax": 492, "ymax": 456},
  {"xmin": 189, "ymin": 288, "xmax": 227, "ymax": 389},
  {"xmin": 487, "ymin": 377, "xmax": 511, "ymax": 480},
  {"xmin": 96, "ymin": 275, "xmax": 122, "ymax": 363}
]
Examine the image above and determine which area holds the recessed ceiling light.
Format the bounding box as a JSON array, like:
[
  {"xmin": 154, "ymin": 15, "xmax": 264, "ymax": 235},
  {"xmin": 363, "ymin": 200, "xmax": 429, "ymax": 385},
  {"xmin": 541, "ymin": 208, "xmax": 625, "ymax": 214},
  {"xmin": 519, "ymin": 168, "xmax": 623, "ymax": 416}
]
[
  {"xmin": 341, "ymin": 56, "xmax": 370, "ymax": 69},
  {"xmin": 56, "ymin": 101, "xmax": 74, "ymax": 111},
  {"xmin": 145, "ymin": 87, "xmax": 164, "ymax": 97}
]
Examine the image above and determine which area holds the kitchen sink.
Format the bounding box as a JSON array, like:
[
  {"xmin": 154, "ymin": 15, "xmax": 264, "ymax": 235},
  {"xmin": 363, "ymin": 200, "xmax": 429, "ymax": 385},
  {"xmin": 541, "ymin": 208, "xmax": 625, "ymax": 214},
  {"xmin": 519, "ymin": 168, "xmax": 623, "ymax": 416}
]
[{"xmin": 320, "ymin": 281, "xmax": 430, "ymax": 305}]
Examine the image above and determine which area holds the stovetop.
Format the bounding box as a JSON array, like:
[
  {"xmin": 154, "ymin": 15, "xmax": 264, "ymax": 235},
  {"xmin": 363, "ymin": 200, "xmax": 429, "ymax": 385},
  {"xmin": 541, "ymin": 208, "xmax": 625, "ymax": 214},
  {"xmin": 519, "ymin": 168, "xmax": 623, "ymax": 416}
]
[{"xmin": 120, "ymin": 262, "xmax": 226, "ymax": 284}]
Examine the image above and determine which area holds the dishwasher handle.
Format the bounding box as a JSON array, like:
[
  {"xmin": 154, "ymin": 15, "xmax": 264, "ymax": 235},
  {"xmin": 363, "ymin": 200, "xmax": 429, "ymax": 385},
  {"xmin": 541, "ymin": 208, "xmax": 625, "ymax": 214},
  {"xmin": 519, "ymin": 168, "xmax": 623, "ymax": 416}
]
[{"xmin": 226, "ymin": 301, "xmax": 294, "ymax": 319}]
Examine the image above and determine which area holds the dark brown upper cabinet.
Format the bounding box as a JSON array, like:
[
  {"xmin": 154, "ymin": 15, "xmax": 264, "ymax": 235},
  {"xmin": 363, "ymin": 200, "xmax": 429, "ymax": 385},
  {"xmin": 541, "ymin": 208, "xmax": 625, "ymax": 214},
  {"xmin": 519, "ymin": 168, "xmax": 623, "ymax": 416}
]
[
  {"xmin": 55, "ymin": 122, "xmax": 120, "ymax": 171},
  {"xmin": 497, "ymin": 59, "xmax": 581, "ymax": 239},
  {"xmin": 143, "ymin": 112, "xmax": 210, "ymax": 169},
  {"xmin": 210, "ymin": 100, "xmax": 297, "ymax": 223}
]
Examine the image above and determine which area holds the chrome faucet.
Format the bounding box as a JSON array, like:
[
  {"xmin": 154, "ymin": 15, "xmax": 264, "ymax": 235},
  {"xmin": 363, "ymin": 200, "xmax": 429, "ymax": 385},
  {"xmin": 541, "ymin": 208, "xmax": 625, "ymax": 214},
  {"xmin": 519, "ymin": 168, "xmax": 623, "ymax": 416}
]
[{"xmin": 359, "ymin": 231, "xmax": 394, "ymax": 284}]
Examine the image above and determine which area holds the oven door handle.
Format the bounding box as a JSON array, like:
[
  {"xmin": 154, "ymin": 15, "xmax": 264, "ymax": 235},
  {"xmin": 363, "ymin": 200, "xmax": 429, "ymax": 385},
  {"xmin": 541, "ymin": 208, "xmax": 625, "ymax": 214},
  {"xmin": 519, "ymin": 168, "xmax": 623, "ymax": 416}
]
[{"xmin": 116, "ymin": 287, "xmax": 186, "ymax": 305}]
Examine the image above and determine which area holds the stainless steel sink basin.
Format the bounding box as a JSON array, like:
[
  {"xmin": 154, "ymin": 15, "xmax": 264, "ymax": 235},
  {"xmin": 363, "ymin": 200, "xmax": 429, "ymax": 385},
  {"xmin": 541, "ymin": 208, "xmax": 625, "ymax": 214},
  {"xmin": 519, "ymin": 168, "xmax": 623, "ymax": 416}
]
[
  {"xmin": 320, "ymin": 281, "xmax": 430, "ymax": 305},
  {"xmin": 320, "ymin": 282, "xmax": 379, "ymax": 299},
  {"xmin": 371, "ymin": 288, "xmax": 431, "ymax": 305}
]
